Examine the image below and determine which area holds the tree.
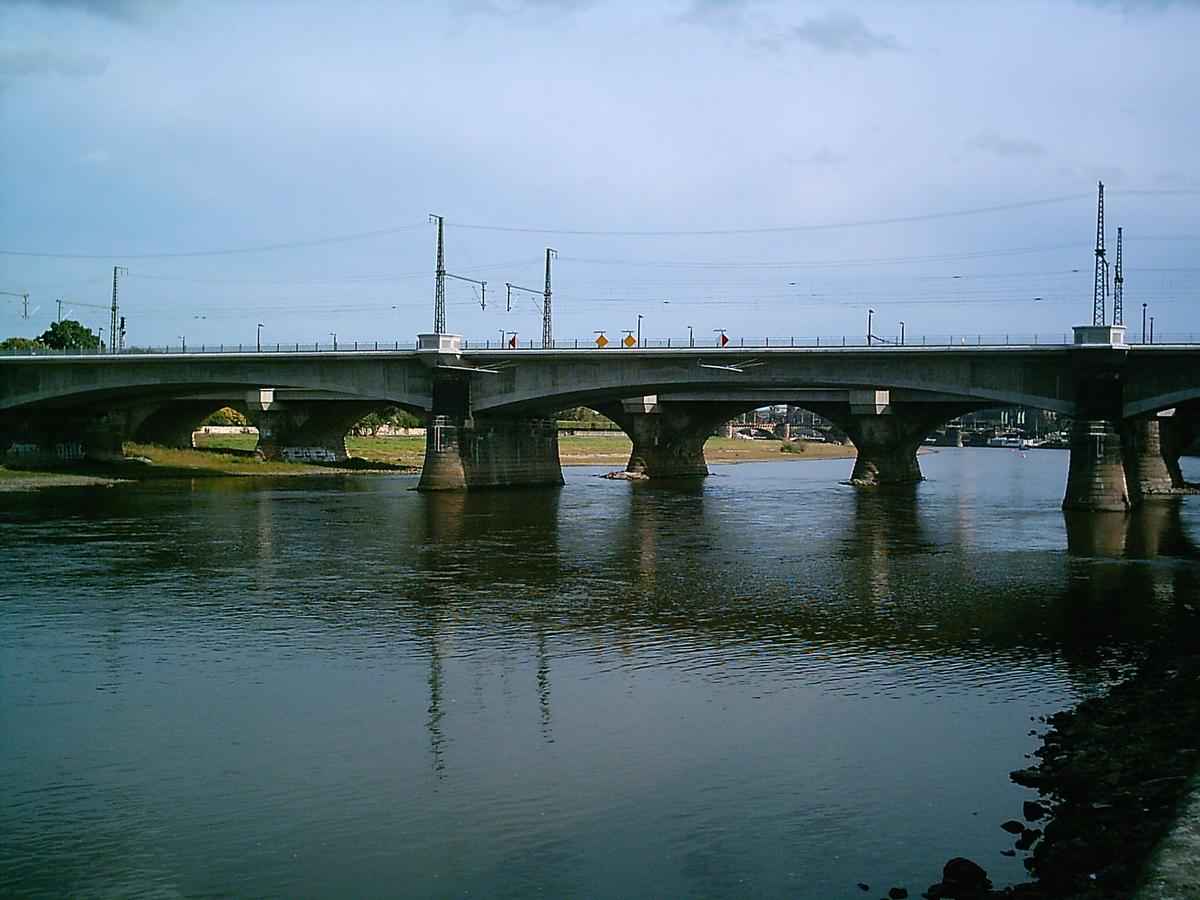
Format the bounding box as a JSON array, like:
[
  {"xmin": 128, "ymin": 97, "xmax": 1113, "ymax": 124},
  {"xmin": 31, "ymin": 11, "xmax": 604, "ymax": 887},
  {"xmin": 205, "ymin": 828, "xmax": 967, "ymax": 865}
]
[
  {"xmin": 0, "ymin": 336, "xmax": 46, "ymax": 351},
  {"xmin": 38, "ymin": 319, "xmax": 101, "ymax": 350},
  {"xmin": 353, "ymin": 407, "xmax": 421, "ymax": 436},
  {"xmin": 201, "ymin": 407, "xmax": 248, "ymax": 427}
]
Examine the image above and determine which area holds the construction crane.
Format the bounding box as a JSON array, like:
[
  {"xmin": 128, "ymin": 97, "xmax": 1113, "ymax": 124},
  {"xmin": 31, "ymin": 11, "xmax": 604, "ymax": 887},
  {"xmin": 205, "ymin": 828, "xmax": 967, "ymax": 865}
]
[
  {"xmin": 429, "ymin": 215, "xmax": 486, "ymax": 333},
  {"xmin": 1113, "ymin": 226, "xmax": 1124, "ymax": 327},
  {"xmin": 504, "ymin": 249, "xmax": 557, "ymax": 348}
]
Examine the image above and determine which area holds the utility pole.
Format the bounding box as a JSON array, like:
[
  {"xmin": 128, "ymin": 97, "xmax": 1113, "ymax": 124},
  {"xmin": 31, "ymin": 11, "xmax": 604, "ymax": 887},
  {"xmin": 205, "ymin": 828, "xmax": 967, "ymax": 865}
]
[
  {"xmin": 110, "ymin": 266, "xmax": 128, "ymax": 353},
  {"xmin": 1092, "ymin": 182, "xmax": 1107, "ymax": 327},
  {"xmin": 57, "ymin": 299, "xmax": 63, "ymax": 322},
  {"xmin": 430, "ymin": 214, "xmax": 486, "ymax": 331},
  {"xmin": 1113, "ymin": 226, "xmax": 1124, "ymax": 326},
  {"xmin": 543, "ymin": 248, "xmax": 556, "ymax": 348},
  {"xmin": 1, "ymin": 291, "xmax": 31, "ymax": 319},
  {"xmin": 505, "ymin": 249, "xmax": 558, "ymax": 348},
  {"xmin": 432, "ymin": 215, "xmax": 446, "ymax": 333}
]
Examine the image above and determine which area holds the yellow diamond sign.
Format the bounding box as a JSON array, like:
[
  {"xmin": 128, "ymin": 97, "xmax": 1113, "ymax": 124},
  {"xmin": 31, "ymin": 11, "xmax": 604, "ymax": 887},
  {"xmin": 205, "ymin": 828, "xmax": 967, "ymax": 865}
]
[
  {"xmin": 595, "ymin": 334, "xmax": 609, "ymax": 348},
  {"xmin": 623, "ymin": 333, "xmax": 637, "ymax": 348}
]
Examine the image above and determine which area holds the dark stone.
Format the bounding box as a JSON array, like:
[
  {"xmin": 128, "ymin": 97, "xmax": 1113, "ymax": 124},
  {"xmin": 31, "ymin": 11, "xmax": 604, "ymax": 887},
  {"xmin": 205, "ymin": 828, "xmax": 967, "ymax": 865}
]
[
  {"xmin": 1000, "ymin": 819, "xmax": 1025, "ymax": 834},
  {"xmin": 1014, "ymin": 827, "xmax": 1042, "ymax": 851},
  {"xmin": 999, "ymin": 849, "xmax": 1016, "ymax": 857},
  {"xmin": 888, "ymin": 889, "xmax": 908, "ymax": 899},
  {"xmin": 1022, "ymin": 800, "xmax": 1046, "ymax": 822},
  {"xmin": 858, "ymin": 884, "xmax": 870, "ymax": 892}
]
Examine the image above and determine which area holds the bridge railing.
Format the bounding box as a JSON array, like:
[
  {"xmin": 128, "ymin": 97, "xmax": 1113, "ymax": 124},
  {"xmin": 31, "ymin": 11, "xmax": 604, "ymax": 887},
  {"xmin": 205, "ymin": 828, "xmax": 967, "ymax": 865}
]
[{"xmin": 2, "ymin": 333, "xmax": 1198, "ymax": 357}]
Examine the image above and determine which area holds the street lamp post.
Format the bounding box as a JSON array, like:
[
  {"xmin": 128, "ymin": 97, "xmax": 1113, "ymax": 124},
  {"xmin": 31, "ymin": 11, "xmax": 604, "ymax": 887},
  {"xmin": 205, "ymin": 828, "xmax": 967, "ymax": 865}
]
[
  {"xmin": 688, "ymin": 325, "xmax": 694, "ymax": 348},
  {"xmin": 257, "ymin": 323, "xmax": 264, "ymax": 352},
  {"xmin": 1149, "ymin": 317, "xmax": 1155, "ymax": 345},
  {"xmin": 899, "ymin": 321, "xmax": 905, "ymax": 346},
  {"xmin": 1142, "ymin": 303, "xmax": 1148, "ymax": 344},
  {"xmin": 637, "ymin": 314, "xmax": 643, "ymax": 346},
  {"xmin": 178, "ymin": 335, "xmax": 186, "ymax": 353},
  {"xmin": 867, "ymin": 309, "xmax": 874, "ymax": 346},
  {"xmin": 330, "ymin": 332, "xmax": 337, "ymax": 351}
]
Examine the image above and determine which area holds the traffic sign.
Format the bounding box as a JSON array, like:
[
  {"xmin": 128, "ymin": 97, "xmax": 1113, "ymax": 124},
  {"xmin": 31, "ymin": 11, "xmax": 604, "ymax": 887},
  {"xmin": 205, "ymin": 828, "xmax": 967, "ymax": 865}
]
[
  {"xmin": 595, "ymin": 333, "xmax": 609, "ymax": 348},
  {"xmin": 623, "ymin": 333, "xmax": 637, "ymax": 348}
]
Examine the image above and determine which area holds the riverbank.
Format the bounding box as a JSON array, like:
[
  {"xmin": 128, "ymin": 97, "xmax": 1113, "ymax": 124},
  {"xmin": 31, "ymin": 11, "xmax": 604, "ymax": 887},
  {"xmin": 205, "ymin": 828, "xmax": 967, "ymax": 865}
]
[
  {"xmin": 918, "ymin": 608, "xmax": 1200, "ymax": 900},
  {"xmin": 0, "ymin": 435, "xmax": 857, "ymax": 491}
]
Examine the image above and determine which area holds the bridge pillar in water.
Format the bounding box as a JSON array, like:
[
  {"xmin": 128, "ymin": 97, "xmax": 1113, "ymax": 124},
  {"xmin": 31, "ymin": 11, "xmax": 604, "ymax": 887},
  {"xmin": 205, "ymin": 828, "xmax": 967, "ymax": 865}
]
[
  {"xmin": 1063, "ymin": 345, "xmax": 1138, "ymax": 512},
  {"xmin": 598, "ymin": 398, "xmax": 746, "ymax": 479},
  {"xmin": 244, "ymin": 392, "xmax": 380, "ymax": 463},
  {"xmin": 1124, "ymin": 415, "xmax": 1176, "ymax": 497},
  {"xmin": 808, "ymin": 394, "xmax": 961, "ymax": 487},
  {"xmin": 1157, "ymin": 401, "xmax": 1200, "ymax": 491},
  {"xmin": 417, "ymin": 368, "xmax": 564, "ymax": 491},
  {"xmin": 418, "ymin": 416, "xmax": 565, "ymax": 490}
]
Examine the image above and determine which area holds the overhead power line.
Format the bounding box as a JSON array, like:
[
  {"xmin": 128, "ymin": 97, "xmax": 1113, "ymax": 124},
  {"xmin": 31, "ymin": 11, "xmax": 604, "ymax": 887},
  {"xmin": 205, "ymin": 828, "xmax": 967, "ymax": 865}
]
[
  {"xmin": 0, "ymin": 222, "xmax": 430, "ymax": 260},
  {"xmin": 447, "ymin": 193, "xmax": 1100, "ymax": 236}
]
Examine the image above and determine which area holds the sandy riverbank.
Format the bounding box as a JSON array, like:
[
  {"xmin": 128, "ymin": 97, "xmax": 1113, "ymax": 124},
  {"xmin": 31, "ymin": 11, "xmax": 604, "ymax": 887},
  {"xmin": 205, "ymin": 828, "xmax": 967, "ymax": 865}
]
[{"xmin": 0, "ymin": 436, "xmax": 858, "ymax": 491}]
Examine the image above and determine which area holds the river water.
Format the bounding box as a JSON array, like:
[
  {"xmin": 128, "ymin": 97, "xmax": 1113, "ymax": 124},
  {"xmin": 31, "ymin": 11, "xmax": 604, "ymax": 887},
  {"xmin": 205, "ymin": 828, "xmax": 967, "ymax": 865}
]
[{"xmin": 2, "ymin": 449, "xmax": 1199, "ymax": 898}]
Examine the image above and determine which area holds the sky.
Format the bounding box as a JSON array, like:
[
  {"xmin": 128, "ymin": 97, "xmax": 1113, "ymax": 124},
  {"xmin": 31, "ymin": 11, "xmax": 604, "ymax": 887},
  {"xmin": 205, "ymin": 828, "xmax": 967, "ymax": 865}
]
[{"xmin": 0, "ymin": 0, "xmax": 1197, "ymax": 349}]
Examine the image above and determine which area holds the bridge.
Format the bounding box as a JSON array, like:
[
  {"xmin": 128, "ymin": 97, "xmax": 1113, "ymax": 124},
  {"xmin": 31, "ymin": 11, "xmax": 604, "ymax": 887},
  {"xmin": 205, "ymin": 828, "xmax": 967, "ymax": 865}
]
[{"xmin": 2, "ymin": 327, "xmax": 1199, "ymax": 511}]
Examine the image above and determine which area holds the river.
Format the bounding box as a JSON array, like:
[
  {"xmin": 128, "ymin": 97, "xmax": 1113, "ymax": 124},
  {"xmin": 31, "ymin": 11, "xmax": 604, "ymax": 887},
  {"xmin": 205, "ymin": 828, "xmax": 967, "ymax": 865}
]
[{"xmin": 2, "ymin": 448, "xmax": 1198, "ymax": 898}]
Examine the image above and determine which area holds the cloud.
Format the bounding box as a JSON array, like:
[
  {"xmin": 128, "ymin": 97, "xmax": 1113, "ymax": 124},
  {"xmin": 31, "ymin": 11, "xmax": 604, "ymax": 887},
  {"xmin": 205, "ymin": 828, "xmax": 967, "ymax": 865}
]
[
  {"xmin": 673, "ymin": 0, "xmax": 761, "ymax": 25},
  {"xmin": 72, "ymin": 148, "xmax": 111, "ymax": 164},
  {"xmin": 0, "ymin": 43, "xmax": 108, "ymax": 80},
  {"xmin": 788, "ymin": 9, "xmax": 903, "ymax": 55},
  {"xmin": 0, "ymin": 0, "xmax": 156, "ymax": 21},
  {"xmin": 966, "ymin": 129, "xmax": 1048, "ymax": 158},
  {"xmin": 456, "ymin": 0, "xmax": 598, "ymax": 18},
  {"xmin": 1077, "ymin": 0, "xmax": 1200, "ymax": 12},
  {"xmin": 803, "ymin": 148, "xmax": 848, "ymax": 166}
]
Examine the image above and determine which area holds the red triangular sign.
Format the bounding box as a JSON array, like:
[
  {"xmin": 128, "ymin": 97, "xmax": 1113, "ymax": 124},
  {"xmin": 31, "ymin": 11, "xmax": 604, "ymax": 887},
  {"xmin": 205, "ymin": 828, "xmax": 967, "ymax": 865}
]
[
  {"xmin": 508, "ymin": 334, "xmax": 518, "ymax": 349},
  {"xmin": 719, "ymin": 332, "xmax": 729, "ymax": 347}
]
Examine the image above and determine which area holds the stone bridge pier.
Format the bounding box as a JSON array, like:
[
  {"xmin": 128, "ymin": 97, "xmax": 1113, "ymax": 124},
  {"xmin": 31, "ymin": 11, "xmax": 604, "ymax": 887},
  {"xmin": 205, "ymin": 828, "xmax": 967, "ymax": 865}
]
[
  {"xmin": 596, "ymin": 398, "xmax": 747, "ymax": 479},
  {"xmin": 807, "ymin": 393, "xmax": 970, "ymax": 487},
  {"xmin": 0, "ymin": 408, "xmax": 134, "ymax": 462},
  {"xmin": 244, "ymin": 392, "xmax": 383, "ymax": 462},
  {"xmin": 417, "ymin": 370, "xmax": 564, "ymax": 491}
]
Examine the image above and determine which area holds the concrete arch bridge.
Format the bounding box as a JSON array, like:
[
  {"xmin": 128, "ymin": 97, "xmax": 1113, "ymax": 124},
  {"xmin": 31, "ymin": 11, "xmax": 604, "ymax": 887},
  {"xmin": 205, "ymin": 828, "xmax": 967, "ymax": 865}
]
[{"xmin": 2, "ymin": 335, "xmax": 1199, "ymax": 511}]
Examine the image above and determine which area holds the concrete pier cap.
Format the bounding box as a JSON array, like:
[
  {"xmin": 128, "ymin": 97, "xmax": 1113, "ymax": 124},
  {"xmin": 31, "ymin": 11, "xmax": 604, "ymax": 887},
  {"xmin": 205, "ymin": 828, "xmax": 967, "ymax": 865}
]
[
  {"xmin": 416, "ymin": 333, "xmax": 462, "ymax": 367},
  {"xmin": 1073, "ymin": 324, "xmax": 1128, "ymax": 347}
]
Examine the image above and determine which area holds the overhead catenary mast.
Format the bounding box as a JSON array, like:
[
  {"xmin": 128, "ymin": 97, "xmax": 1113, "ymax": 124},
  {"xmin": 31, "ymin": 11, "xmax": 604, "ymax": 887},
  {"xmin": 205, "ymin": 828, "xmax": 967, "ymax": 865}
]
[
  {"xmin": 110, "ymin": 266, "xmax": 128, "ymax": 352},
  {"xmin": 430, "ymin": 214, "xmax": 487, "ymax": 333},
  {"xmin": 504, "ymin": 249, "xmax": 557, "ymax": 348},
  {"xmin": 1113, "ymin": 226, "xmax": 1124, "ymax": 327},
  {"xmin": 1092, "ymin": 182, "xmax": 1107, "ymax": 327},
  {"xmin": 542, "ymin": 248, "xmax": 556, "ymax": 348}
]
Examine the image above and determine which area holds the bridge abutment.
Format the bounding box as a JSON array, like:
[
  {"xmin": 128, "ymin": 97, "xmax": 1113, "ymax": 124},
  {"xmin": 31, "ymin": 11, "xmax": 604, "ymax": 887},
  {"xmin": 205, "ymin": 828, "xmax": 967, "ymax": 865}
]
[{"xmin": 0, "ymin": 410, "xmax": 131, "ymax": 463}]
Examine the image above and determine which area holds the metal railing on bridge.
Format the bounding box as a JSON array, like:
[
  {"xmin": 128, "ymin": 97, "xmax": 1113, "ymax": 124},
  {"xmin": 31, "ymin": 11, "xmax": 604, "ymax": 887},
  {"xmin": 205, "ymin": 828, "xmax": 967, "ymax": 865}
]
[{"xmin": 3, "ymin": 333, "xmax": 1198, "ymax": 357}]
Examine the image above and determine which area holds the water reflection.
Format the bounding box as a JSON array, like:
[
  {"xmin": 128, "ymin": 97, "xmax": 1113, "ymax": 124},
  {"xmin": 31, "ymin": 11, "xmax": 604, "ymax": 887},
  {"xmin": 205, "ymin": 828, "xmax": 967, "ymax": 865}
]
[
  {"xmin": 4, "ymin": 458, "xmax": 1200, "ymax": 898},
  {"xmin": 1064, "ymin": 499, "xmax": 1198, "ymax": 559}
]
